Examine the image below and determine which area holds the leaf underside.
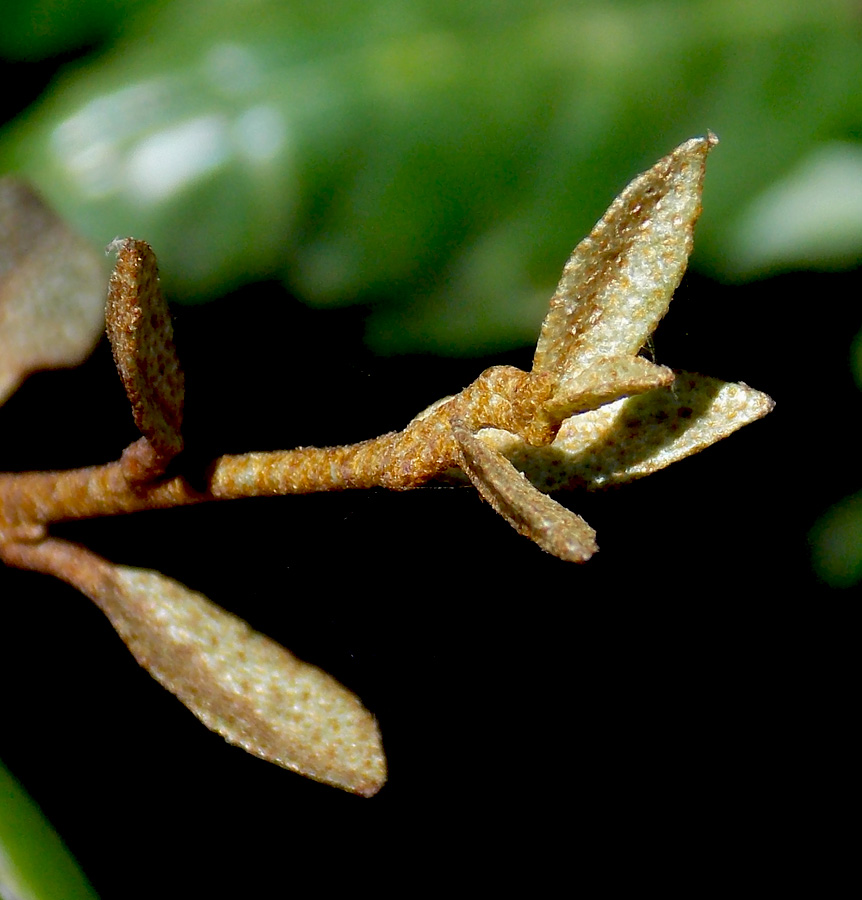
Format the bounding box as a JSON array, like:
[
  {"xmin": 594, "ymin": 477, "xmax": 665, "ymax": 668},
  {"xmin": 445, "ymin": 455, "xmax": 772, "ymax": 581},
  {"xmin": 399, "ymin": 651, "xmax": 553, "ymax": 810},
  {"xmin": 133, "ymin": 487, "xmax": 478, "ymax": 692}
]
[{"xmin": 478, "ymin": 372, "xmax": 774, "ymax": 492}]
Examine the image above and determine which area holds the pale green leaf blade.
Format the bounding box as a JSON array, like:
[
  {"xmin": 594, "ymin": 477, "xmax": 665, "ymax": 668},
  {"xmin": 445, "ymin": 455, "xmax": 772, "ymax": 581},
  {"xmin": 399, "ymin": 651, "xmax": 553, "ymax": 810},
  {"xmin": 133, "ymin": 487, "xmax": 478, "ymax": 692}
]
[
  {"xmin": 478, "ymin": 372, "xmax": 774, "ymax": 492},
  {"xmin": 546, "ymin": 355, "xmax": 674, "ymax": 419}
]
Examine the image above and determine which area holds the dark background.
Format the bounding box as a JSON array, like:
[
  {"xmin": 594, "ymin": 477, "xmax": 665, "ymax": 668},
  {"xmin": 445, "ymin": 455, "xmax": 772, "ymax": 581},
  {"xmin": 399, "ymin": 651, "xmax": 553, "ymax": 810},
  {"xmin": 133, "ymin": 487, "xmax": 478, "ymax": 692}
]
[{"xmin": 0, "ymin": 29, "xmax": 855, "ymax": 899}]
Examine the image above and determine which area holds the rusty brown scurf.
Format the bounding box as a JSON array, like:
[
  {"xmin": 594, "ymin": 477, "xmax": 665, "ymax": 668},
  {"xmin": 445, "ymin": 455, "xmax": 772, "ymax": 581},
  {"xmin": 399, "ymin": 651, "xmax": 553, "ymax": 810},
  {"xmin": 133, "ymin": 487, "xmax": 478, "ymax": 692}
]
[
  {"xmin": 106, "ymin": 238, "xmax": 184, "ymax": 480},
  {"xmin": 0, "ymin": 137, "xmax": 774, "ymax": 793}
]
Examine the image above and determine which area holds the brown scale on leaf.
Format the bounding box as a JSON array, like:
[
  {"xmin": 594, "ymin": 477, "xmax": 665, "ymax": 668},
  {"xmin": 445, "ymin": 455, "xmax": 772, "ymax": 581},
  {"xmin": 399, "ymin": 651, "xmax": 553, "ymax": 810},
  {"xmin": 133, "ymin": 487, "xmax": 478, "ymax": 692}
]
[{"xmin": 0, "ymin": 136, "xmax": 773, "ymax": 795}]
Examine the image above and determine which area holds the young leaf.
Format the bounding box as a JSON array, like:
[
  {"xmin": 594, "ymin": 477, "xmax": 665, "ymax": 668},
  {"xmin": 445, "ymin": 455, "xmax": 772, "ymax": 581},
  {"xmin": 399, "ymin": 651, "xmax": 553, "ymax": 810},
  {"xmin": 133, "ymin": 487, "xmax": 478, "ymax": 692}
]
[
  {"xmin": 533, "ymin": 135, "xmax": 716, "ymax": 381},
  {"xmin": 478, "ymin": 372, "xmax": 774, "ymax": 493},
  {"xmin": 453, "ymin": 423, "xmax": 597, "ymax": 563},
  {"xmin": 106, "ymin": 238, "xmax": 184, "ymax": 464},
  {"xmin": 544, "ymin": 355, "xmax": 674, "ymax": 419}
]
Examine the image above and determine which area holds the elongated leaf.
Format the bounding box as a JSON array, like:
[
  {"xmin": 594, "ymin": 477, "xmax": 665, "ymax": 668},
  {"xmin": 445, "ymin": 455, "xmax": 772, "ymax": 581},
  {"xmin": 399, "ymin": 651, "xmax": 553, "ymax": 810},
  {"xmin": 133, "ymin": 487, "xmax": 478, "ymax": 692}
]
[
  {"xmin": 0, "ymin": 539, "xmax": 386, "ymax": 797},
  {"xmin": 478, "ymin": 372, "xmax": 774, "ymax": 492},
  {"xmin": 453, "ymin": 423, "xmax": 597, "ymax": 563},
  {"xmin": 533, "ymin": 136, "xmax": 715, "ymax": 380},
  {"xmin": 545, "ymin": 355, "xmax": 674, "ymax": 419}
]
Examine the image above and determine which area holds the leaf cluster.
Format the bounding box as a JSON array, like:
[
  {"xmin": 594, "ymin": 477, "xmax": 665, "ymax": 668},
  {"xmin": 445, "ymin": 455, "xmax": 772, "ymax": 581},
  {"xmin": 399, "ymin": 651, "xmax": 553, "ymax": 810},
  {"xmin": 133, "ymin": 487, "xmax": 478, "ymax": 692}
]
[{"xmin": 0, "ymin": 138, "xmax": 772, "ymax": 804}]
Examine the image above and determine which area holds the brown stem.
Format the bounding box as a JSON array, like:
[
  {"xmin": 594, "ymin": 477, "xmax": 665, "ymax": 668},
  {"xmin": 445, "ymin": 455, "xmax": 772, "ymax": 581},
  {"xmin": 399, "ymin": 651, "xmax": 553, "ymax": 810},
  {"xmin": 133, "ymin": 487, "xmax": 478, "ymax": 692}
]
[
  {"xmin": 0, "ymin": 413, "xmax": 461, "ymax": 537},
  {"xmin": 0, "ymin": 534, "xmax": 111, "ymax": 591},
  {"xmin": 0, "ymin": 362, "xmax": 562, "ymax": 552}
]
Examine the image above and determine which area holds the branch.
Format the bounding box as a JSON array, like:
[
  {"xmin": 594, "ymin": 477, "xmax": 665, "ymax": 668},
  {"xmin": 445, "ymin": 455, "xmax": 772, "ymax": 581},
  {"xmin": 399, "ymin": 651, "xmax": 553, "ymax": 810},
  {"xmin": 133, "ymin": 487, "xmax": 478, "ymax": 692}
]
[{"xmin": 0, "ymin": 137, "xmax": 774, "ymax": 794}]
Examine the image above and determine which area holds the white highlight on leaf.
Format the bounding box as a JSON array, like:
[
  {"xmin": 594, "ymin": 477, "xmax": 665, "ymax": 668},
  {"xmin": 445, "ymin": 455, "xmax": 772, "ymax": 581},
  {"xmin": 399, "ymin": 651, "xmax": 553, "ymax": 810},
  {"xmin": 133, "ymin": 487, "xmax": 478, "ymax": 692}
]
[{"xmin": 126, "ymin": 116, "xmax": 231, "ymax": 203}]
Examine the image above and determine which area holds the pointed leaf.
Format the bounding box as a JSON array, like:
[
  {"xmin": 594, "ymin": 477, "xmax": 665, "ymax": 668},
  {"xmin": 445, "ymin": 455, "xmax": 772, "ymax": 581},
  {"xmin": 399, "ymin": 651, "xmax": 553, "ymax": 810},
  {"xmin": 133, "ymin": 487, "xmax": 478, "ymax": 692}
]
[
  {"xmin": 0, "ymin": 179, "xmax": 105, "ymax": 406},
  {"xmin": 545, "ymin": 355, "xmax": 674, "ymax": 419},
  {"xmin": 478, "ymin": 372, "xmax": 774, "ymax": 492},
  {"xmin": 453, "ymin": 423, "xmax": 597, "ymax": 562},
  {"xmin": 0, "ymin": 538, "xmax": 386, "ymax": 797},
  {"xmin": 533, "ymin": 135, "xmax": 716, "ymax": 380}
]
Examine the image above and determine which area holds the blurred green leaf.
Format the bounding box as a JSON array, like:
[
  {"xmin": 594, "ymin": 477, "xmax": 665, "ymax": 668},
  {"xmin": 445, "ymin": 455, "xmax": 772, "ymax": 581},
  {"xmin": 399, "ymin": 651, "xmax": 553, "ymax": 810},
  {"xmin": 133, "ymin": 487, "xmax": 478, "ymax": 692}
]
[
  {"xmin": 1, "ymin": 0, "xmax": 860, "ymax": 354},
  {"xmin": 0, "ymin": 0, "xmax": 160, "ymax": 61},
  {"xmin": 810, "ymin": 491, "xmax": 862, "ymax": 588},
  {"xmin": 728, "ymin": 142, "xmax": 862, "ymax": 276},
  {"xmin": 851, "ymin": 324, "xmax": 862, "ymax": 392},
  {"xmin": 0, "ymin": 759, "xmax": 99, "ymax": 900},
  {"xmin": 813, "ymin": 328, "xmax": 862, "ymax": 588}
]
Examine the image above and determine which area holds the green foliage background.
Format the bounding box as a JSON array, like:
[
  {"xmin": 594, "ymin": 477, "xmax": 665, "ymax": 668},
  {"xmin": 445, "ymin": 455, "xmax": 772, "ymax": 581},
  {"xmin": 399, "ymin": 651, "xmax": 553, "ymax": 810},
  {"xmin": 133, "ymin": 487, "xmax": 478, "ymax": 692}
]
[{"xmin": 2, "ymin": 0, "xmax": 860, "ymax": 356}]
